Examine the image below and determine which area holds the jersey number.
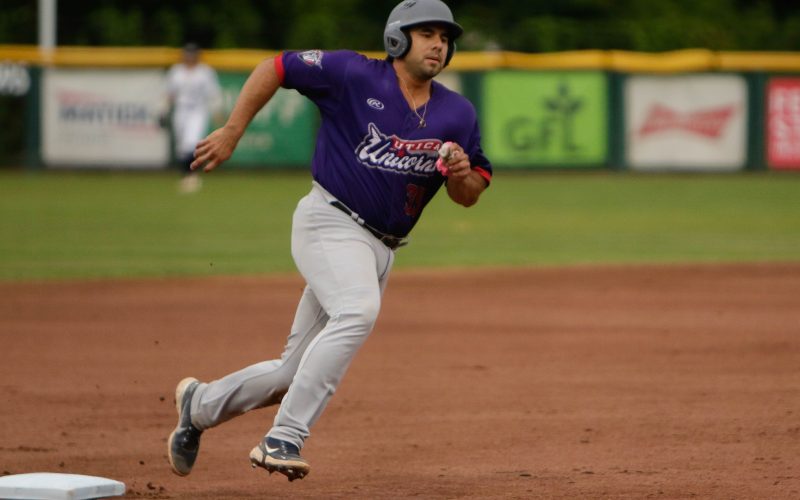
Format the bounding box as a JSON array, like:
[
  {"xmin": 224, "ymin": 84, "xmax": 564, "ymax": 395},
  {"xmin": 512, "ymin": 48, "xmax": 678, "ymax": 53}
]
[{"xmin": 404, "ymin": 184, "xmax": 426, "ymax": 217}]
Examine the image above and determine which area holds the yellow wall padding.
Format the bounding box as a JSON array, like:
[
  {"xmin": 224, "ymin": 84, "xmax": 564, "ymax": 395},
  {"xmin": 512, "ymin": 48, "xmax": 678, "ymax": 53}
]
[{"xmin": 1, "ymin": 45, "xmax": 800, "ymax": 73}]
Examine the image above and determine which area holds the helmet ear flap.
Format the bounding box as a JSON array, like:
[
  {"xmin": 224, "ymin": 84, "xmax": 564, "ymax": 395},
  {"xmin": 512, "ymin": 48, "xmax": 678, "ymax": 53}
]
[
  {"xmin": 384, "ymin": 22, "xmax": 411, "ymax": 59},
  {"xmin": 444, "ymin": 40, "xmax": 455, "ymax": 67}
]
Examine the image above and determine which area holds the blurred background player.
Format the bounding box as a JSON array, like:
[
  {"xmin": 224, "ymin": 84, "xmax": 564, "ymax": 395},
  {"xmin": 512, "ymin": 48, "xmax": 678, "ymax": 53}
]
[{"xmin": 164, "ymin": 43, "xmax": 223, "ymax": 193}]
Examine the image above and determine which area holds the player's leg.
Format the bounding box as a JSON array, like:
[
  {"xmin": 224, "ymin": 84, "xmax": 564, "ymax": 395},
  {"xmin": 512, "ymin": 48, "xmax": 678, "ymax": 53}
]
[
  {"xmin": 176, "ymin": 110, "xmax": 207, "ymax": 192},
  {"xmin": 168, "ymin": 275, "xmax": 329, "ymax": 476},
  {"xmin": 249, "ymin": 183, "xmax": 394, "ymax": 480},
  {"xmin": 189, "ymin": 285, "xmax": 329, "ymax": 429}
]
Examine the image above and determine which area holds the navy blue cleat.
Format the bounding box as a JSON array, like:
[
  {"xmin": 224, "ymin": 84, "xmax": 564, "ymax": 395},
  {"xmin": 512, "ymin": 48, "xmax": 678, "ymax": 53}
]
[
  {"xmin": 249, "ymin": 437, "xmax": 310, "ymax": 481},
  {"xmin": 167, "ymin": 377, "xmax": 203, "ymax": 476}
]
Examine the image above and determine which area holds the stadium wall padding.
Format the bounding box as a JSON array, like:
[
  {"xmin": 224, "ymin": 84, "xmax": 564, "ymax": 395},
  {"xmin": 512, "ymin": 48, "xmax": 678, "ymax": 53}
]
[{"xmin": 2, "ymin": 46, "xmax": 799, "ymax": 171}]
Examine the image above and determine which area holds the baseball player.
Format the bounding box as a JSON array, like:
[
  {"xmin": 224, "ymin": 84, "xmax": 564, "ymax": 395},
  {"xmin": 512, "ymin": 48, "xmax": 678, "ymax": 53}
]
[
  {"xmin": 168, "ymin": 0, "xmax": 492, "ymax": 481},
  {"xmin": 164, "ymin": 43, "xmax": 223, "ymax": 193}
]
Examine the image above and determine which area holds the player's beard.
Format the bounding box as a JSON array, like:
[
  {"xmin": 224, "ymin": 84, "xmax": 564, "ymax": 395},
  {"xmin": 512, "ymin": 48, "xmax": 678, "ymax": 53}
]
[{"xmin": 410, "ymin": 54, "xmax": 444, "ymax": 81}]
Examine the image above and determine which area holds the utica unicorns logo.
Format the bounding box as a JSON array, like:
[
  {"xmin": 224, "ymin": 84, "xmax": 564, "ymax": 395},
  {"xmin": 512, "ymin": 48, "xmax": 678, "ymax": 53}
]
[{"xmin": 355, "ymin": 123, "xmax": 441, "ymax": 176}]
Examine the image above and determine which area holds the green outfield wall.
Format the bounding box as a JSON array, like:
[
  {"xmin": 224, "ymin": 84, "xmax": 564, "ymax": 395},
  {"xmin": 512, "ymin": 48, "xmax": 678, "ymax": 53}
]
[{"xmin": 2, "ymin": 46, "xmax": 800, "ymax": 171}]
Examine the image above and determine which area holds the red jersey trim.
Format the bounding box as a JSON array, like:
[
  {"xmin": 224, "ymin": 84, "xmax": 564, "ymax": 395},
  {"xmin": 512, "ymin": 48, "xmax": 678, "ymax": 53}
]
[
  {"xmin": 274, "ymin": 53, "xmax": 285, "ymax": 85},
  {"xmin": 473, "ymin": 166, "xmax": 492, "ymax": 185}
]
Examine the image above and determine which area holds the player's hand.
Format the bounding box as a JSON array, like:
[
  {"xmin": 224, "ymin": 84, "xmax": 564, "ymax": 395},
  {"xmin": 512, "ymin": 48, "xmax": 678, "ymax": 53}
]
[
  {"xmin": 191, "ymin": 126, "xmax": 239, "ymax": 173},
  {"xmin": 441, "ymin": 143, "xmax": 471, "ymax": 182}
]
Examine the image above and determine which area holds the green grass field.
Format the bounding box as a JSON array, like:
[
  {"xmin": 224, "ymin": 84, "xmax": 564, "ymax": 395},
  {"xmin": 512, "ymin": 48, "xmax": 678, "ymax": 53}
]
[{"xmin": 1, "ymin": 170, "xmax": 798, "ymax": 281}]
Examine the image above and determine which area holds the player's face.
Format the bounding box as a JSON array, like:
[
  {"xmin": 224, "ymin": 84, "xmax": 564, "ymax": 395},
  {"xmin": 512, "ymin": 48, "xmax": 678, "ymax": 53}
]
[
  {"xmin": 183, "ymin": 50, "xmax": 200, "ymax": 66},
  {"xmin": 404, "ymin": 25, "xmax": 450, "ymax": 80}
]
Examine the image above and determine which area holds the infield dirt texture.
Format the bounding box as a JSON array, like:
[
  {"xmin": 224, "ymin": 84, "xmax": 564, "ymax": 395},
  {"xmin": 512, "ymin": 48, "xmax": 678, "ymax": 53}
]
[
  {"xmin": 1, "ymin": 172, "xmax": 799, "ymax": 498},
  {"xmin": 1, "ymin": 264, "xmax": 799, "ymax": 498}
]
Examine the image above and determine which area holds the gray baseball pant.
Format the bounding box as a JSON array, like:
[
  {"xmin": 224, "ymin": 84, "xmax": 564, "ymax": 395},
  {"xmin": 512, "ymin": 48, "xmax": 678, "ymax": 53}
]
[{"xmin": 189, "ymin": 182, "xmax": 394, "ymax": 450}]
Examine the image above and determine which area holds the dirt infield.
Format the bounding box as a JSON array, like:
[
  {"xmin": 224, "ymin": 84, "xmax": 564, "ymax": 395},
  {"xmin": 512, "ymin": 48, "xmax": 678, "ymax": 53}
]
[{"xmin": 1, "ymin": 263, "xmax": 799, "ymax": 499}]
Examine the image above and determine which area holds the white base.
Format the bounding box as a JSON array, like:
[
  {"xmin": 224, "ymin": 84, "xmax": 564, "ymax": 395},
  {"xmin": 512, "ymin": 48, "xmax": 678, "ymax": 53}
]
[{"xmin": 0, "ymin": 473, "xmax": 125, "ymax": 500}]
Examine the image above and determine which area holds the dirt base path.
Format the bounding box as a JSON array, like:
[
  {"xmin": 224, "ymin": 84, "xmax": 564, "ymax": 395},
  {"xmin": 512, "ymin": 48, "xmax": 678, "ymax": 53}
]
[{"xmin": 1, "ymin": 263, "xmax": 799, "ymax": 499}]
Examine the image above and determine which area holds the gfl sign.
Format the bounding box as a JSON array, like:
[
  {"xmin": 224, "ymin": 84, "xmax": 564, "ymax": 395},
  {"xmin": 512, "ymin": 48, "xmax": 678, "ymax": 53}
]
[{"xmin": 503, "ymin": 82, "xmax": 584, "ymax": 153}]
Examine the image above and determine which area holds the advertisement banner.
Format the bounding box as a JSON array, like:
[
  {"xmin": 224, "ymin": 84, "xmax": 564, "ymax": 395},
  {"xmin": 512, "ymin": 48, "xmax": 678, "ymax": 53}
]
[
  {"xmin": 482, "ymin": 71, "xmax": 608, "ymax": 168},
  {"xmin": 0, "ymin": 61, "xmax": 30, "ymax": 96},
  {"xmin": 766, "ymin": 77, "xmax": 800, "ymax": 170},
  {"xmin": 42, "ymin": 69, "xmax": 169, "ymax": 168},
  {"xmin": 218, "ymin": 72, "xmax": 315, "ymax": 167},
  {"xmin": 625, "ymin": 75, "xmax": 747, "ymax": 171}
]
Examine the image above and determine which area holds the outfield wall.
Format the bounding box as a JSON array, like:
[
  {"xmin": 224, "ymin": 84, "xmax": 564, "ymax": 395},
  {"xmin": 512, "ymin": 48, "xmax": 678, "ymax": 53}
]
[{"xmin": 2, "ymin": 46, "xmax": 800, "ymax": 171}]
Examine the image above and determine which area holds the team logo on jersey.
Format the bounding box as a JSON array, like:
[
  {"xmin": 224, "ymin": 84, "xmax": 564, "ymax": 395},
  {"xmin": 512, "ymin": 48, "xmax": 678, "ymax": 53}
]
[
  {"xmin": 355, "ymin": 123, "xmax": 441, "ymax": 176},
  {"xmin": 298, "ymin": 50, "xmax": 323, "ymax": 68},
  {"xmin": 367, "ymin": 98, "xmax": 385, "ymax": 110}
]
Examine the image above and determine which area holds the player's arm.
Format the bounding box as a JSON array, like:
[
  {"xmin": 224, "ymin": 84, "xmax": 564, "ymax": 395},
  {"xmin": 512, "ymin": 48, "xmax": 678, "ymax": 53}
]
[
  {"xmin": 191, "ymin": 57, "xmax": 281, "ymax": 172},
  {"xmin": 441, "ymin": 144, "xmax": 489, "ymax": 207}
]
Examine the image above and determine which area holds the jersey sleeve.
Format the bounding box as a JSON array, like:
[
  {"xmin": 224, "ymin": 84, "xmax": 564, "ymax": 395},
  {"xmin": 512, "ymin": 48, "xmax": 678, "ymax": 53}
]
[
  {"xmin": 465, "ymin": 117, "xmax": 493, "ymax": 185},
  {"xmin": 280, "ymin": 50, "xmax": 361, "ymax": 114}
]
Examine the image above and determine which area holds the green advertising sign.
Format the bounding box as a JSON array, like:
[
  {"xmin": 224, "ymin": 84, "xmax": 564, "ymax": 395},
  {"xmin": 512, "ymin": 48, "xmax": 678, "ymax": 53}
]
[
  {"xmin": 482, "ymin": 72, "xmax": 608, "ymax": 167},
  {"xmin": 218, "ymin": 72, "xmax": 315, "ymax": 167}
]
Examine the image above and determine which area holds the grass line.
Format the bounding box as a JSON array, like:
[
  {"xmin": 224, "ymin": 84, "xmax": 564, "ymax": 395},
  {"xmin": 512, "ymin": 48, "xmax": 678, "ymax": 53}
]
[{"xmin": 1, "ymin": 170, "xmax": 798, "ymax": 281}]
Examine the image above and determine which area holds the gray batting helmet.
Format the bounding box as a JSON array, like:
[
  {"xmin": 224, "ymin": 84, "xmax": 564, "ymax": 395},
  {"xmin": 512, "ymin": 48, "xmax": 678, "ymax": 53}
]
[{"xmin": 384, "ymin": 0, "xmax": 463, "ymax": 67}]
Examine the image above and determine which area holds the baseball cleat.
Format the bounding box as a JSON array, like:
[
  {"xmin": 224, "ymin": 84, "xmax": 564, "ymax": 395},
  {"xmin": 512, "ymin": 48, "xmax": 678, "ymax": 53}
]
[
  {"xmin": 249, "ymin": 437, "xmax": 310, "ymax": 482},
  {"xmin": 167, "ymin": 377, "xmax": 203, "ymax": 476}
]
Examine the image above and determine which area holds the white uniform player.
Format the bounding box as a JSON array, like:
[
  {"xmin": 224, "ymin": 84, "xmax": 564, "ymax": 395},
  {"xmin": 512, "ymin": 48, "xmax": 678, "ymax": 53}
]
[{"xmin": 165, "ymin": 44, "xmax": 222, "ymax": 192}]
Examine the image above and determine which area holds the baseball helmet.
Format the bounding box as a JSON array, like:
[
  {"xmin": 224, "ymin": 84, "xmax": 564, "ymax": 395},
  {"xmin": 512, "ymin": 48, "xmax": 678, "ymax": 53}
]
[{"xmin": 384, "ymin": 0, "xmax": 463, "ymax": 67}]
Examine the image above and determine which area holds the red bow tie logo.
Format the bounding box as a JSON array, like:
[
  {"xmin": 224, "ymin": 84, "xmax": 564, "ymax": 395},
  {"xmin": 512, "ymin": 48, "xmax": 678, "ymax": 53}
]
[{"xmin": 639, "ymin": 104, "xmax": 737, "ymax": 139}]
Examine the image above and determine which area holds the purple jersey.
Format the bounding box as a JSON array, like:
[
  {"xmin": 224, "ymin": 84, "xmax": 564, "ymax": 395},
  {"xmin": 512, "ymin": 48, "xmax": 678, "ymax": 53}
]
[{"xmin": 278, "ymin": 50, "xmax": 492, "ymax": 237}]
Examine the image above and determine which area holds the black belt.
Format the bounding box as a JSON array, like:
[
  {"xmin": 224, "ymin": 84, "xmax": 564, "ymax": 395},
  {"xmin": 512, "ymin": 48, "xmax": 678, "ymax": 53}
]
[{"xmin": 329, "ymin": 200, "xmax": 408, "ymax": 250}]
